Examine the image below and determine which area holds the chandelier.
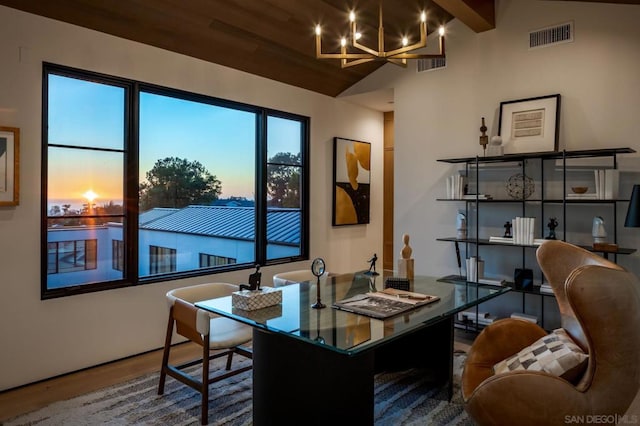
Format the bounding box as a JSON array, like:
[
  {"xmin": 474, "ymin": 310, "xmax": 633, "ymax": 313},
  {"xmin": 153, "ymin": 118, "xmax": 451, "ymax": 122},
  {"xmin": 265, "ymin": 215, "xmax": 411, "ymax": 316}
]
[{"xmin": 315, "ymin": 1, "xmax": 445, "ymax": 68}]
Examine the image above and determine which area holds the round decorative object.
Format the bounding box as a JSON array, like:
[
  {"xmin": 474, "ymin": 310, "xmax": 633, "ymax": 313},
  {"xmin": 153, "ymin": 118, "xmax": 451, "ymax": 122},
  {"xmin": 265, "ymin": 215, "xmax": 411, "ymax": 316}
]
[
  {"xmin": 571, "ymin": 186, "xmax": 588, "ymax": 194},
  {"xmin": 311, "ymin": 258, "xmax": 325, "ymax": 278},
  {"xmin": 506, "ymin": 173, "xmax": 535, "ymax": 200}
]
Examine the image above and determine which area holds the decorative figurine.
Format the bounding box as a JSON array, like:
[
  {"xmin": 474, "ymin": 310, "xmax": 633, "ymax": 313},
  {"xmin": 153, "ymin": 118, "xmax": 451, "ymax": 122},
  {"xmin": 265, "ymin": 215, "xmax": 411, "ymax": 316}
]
[
  {"xmin": 479, "ymin": 117, "xmax": 489, "ymax": 155},
  {"xmin": 456, "ymin": 211, "xmax": 467, "ymax": 240},
  {"xmin": 546, "ymin": 217, "xmax": 558, "ymax": 240},
  {"xmin": 592, "ymin": 216, "xmax": 607, "ymax": 243},
  {"xmin": 365, "ymin": 253, "xmax": 379, "ymax": 276},
  {"xmin": 398, "ymin": 234, "xmax": 414, "ymax": 280},
  {"xmin": 503, "ymin": 221, "xmax": 512, "ymax": 238},
  {"xmin": 240, "ymin": 264, "xmax": 262, "ymax": 291}
]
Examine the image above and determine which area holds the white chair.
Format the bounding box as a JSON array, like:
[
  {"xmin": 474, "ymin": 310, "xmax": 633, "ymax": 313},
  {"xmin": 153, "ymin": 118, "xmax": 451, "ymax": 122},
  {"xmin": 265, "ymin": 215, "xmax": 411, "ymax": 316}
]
[
  {"xmin": 158, "ymin": 282, "xmax": 252, "ymax": 425},
  {"xmin": 272, "ymin": 269, "xmax": 330, "ymax": 287}
]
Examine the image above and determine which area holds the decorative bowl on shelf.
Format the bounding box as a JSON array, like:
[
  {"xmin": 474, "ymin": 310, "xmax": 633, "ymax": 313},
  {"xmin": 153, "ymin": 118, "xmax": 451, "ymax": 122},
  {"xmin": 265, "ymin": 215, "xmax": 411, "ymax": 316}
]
[{"xmin": 571, "ymin": 186, "xmax": 589, "ymax": 194}]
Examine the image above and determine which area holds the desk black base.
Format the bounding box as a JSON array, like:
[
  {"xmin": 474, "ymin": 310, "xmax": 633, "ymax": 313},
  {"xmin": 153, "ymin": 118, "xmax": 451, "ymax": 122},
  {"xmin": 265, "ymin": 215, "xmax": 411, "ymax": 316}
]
[{"xmin": 252, "ymin": 316, "xmax": 453, "ymax": 425}]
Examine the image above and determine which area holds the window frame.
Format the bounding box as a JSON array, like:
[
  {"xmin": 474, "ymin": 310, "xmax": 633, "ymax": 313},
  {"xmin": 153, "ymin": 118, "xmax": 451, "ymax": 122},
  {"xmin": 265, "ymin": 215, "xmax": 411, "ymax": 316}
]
[{"xmin": 41, "ymin": 63, "xmax": 309, "ymax": 299}]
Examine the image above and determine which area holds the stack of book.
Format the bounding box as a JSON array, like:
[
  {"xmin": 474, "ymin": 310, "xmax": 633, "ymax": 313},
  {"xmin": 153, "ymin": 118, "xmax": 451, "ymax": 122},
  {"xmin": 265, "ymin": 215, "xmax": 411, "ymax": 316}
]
[
  {"xmin": 512, "ymin": 217, "xmax": 535, "ymax": 245},
  {"xmin": 539, "ymin": 283, "xmax": 554, "ymax": 294},
  {"xmin": 457, "ymin": 310, "xmax": 497, "ymax": 326},
  {"xmin": 461, "ymin": 194, "xmax": 492, "ymax": 200},
  {"xmin": 593, "ymin": 169, "xmax": 619, "ymax": 199},
  {"xmin": 510, "ymin": 312, "xmax": 538, "ymax": 323},
  {"xmin": 489, "ymin": 236, "xmax": 547, "ymax": 246},
  {"xmin": 445, "ymin": 174, "xmax": 466, "ymax": 199}
]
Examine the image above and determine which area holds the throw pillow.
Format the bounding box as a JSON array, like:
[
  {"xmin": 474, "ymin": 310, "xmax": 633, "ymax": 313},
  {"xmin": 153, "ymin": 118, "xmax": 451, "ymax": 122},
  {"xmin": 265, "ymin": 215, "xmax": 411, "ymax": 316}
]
[{"xmin": 493, "ymin": 328, "xmax": 588, "ymax": 383}]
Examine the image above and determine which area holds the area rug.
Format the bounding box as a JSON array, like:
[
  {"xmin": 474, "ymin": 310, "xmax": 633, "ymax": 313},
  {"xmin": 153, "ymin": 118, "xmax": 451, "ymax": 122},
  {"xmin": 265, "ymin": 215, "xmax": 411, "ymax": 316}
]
[{"xmin": 5, "ymin": 353, "xmax": 472, "ymax": 425}]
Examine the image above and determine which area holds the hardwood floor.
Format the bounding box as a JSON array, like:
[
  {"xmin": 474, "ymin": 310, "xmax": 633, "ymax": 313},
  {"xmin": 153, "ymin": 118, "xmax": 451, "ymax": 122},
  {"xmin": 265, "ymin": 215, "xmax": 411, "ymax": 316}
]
[
  {"xmin": 0, "ymin": 333, "xmax": 475, "ymax": 422},
  {"xmin": 0, "ymin": 341, "xmax": 202, "ymax": 422}
]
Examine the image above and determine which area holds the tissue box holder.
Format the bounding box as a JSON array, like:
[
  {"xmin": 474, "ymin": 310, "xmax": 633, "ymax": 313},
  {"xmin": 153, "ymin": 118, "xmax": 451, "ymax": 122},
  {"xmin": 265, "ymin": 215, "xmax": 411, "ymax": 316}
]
[{"xmin": 232, "ymin": 287, "xmax": 282, "ymax": 311}]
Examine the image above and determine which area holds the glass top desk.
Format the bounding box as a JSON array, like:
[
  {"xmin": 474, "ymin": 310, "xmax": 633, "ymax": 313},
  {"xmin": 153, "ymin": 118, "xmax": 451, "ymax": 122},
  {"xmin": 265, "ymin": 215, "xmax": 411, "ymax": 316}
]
[{"xmin": 196, "ymin": 271, "xmax": 509, "ymax": 425}]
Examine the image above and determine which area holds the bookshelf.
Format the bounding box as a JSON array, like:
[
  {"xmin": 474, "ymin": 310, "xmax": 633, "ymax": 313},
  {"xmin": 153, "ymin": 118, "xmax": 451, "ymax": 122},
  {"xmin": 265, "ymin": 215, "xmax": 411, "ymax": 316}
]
[{"xmin": 437, "ymin": 147, "xmax": 636, "ymax": 330}]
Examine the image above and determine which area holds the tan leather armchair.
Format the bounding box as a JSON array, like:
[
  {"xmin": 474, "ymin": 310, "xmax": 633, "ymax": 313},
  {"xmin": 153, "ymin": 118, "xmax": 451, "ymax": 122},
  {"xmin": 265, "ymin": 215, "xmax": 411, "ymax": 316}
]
[{"xmin": 462, "ymin": 240, "xmax": 640, "ymax": 425}]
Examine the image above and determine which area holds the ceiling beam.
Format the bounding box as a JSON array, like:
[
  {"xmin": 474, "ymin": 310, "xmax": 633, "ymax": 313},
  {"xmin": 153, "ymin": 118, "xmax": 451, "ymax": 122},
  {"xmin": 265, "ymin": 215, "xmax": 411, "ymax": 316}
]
[{"xmin": 432, "ymin": 0, "xmax": 495, "ymax": 33}]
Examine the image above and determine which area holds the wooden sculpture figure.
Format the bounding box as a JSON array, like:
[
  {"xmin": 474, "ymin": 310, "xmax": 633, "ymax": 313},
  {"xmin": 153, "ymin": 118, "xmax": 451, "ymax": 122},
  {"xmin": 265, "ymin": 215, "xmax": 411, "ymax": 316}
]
[{"xmin": 398, "ymin": 233, "xmax": 415, "ymax": 279}]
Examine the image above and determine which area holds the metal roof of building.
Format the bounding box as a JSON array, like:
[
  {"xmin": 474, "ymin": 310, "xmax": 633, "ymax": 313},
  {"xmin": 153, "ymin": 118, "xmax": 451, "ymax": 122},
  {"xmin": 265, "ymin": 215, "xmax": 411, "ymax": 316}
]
[
  {"xmin": 139, "ymin": 205, "xmax": 300, "ymax": 245},
  {"xmin": 139, "ymin": 208, "xmax": 179, "ymax": 225}
]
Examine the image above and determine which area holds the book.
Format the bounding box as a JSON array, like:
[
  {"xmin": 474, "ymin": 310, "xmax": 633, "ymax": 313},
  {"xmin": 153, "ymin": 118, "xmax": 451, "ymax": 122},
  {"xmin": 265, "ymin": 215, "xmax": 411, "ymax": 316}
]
[
  {"xmin": 539, "ymin": 283, "xmax": 554, "ymax": 294},
  {"xmin": 477, "ymin": 277, "xmax": 507, "ymax": 286},
  {"xmin": 489, "ymin": 236, "xmax": 547, "ymax": 246},
  {"xmin": 332, "ymin": 288, "xmax": 440, "ymax": 319},
  {"xmin": 510, "ymin": 312, "xmax": 538, "ymax": 323}
]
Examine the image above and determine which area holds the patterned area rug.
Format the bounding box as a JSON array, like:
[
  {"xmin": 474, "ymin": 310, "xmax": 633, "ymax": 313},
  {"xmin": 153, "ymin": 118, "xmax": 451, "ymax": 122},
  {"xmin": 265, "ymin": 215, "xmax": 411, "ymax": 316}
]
[{"xmin": 5, "ymin": 353, "xmax": 472, "ymax": 425}]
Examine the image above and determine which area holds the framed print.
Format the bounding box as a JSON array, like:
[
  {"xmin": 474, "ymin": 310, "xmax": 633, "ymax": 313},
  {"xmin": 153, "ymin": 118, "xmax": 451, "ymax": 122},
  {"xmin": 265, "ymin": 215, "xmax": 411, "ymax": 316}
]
[
  {"xmin": 0, "ymin": 126, "xmax": 19, "ymax": 206},
  {"xmin": 332, "ymin": 137, "xmax": 370, "ymax": 226},
  {"xmin": 498, "ymin": 94, "xmax": 560, "ymax": 154}
]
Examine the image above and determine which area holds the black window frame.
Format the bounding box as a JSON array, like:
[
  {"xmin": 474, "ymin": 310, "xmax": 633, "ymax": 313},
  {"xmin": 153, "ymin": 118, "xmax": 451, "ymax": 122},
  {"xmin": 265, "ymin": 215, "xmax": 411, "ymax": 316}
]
[{"xmin": 41, "ymin": 62, "xmax": 310, "ymax": 299}]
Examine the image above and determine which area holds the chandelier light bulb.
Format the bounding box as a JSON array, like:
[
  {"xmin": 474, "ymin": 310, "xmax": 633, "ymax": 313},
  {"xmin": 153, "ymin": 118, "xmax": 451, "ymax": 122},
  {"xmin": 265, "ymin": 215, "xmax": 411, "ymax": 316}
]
[
  {"xmin": 340, "ymin": 37, "xmax": 347, "ymax": 47},
  {"xmin": 355, "ymin": 32, "xmax": 362, "ymax": 40},
  {"xmin": 315, "ymin": 25, "xmax": 321, "ymax": 36},
  {"xmin": 439, "ymin": 26, "xmax": 445, "ymax": 36},
  {"xmin": 402, "ymin": 36, "xmax": 408, "ymax": 46},
  {"xmin": 420, "ymin": 11, "xmax": 426, "ymax": 22},
  {"xmin": 349, "ymin": 11, "xmax": 355, "ymax": 22}
]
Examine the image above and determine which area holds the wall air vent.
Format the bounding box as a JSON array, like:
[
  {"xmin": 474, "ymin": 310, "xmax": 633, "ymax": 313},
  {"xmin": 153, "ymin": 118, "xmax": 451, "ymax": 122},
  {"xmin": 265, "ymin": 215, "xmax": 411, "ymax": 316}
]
[
  {"xmin": 417, "ymin": 57, "xmax": 446, "ymax": 73},
  {"xmin": 529, "ymin": 21, "xmax": 574, "ymax": 49}
]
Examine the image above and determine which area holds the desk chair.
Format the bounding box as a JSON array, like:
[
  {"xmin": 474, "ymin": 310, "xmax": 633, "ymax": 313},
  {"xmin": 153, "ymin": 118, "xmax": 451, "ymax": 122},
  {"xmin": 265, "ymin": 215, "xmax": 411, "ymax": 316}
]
[
  {"xmin": 273, "ymin": 269, "xmax": 330, "ymax": 287},
  {"xmin": 158, "ymin": 283, "xmax": 253, "ymax": 425}
]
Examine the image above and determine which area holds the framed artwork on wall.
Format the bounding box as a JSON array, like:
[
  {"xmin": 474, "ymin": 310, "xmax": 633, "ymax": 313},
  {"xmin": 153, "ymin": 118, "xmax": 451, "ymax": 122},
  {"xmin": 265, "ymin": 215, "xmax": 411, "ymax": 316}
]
[
  {"xmin": 332, "ymin": 137, "xmax": 371, "ymax": 226},
  {"xmin": 0, "ymin": 126, "xmax": 19, "ymax": 206},
  {"xmin": 498, "ymin": 94, "xmax": 561, "ymax": 154}
]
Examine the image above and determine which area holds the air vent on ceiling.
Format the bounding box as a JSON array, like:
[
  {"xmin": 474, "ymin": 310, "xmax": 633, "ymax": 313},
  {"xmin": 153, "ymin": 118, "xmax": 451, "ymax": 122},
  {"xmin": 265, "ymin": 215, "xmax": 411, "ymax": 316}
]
[
  {"xmin": 417, "ymin": 57, "xmax": 446, "ymax": 73},
  {"xmin": 529, "ymin": 21, "xmax": 574, "ymax": 49}
]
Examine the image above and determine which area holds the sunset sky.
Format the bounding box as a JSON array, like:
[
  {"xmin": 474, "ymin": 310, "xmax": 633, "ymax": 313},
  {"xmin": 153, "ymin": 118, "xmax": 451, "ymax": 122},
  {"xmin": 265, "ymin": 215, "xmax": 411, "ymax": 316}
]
[{"xmin": 47, "ymin": 74, "xmax": 301, "ymax": 210}]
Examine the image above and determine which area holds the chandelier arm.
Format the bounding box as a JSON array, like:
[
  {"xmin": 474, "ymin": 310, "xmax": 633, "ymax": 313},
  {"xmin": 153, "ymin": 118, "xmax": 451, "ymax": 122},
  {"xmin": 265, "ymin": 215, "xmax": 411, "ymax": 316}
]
[
  {"xmin": 385, "ymin": 24, "xmax": 428, "ymax": 57},
  {"xmin": 341, "ymin": 58, "xmax": 375, "ymax": 68},
  {"xmin": 387, "ymin": 58, "xmax": 408, "ymax": 68},
  {"xmin": 390, "ymin": 52, "xmax": 445, "ymax": 59},
  {"xmin": 351, "ymin": 21, "xmax": 382, "ymax": 57},
  {"xmin": 390, "ymin": 36, "xmax": 445, "ymax": 59},
  {"xmin": 318, "ymin": 53, "xmax": 377, "ymax": 59}
]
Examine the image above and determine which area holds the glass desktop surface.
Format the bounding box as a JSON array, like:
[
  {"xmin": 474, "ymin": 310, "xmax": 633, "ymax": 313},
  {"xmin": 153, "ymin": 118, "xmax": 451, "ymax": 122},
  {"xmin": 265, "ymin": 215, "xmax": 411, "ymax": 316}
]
[{"xmin": 195, "ymin": 271, "xmax": 509, "ymax": 356}]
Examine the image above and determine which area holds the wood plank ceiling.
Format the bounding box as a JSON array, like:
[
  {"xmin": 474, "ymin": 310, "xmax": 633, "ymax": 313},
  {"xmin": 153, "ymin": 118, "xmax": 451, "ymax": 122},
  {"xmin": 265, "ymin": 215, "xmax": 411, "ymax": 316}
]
[{"xmin": 0, "ymin": 0, "xmax": 637, "ymax": 97}]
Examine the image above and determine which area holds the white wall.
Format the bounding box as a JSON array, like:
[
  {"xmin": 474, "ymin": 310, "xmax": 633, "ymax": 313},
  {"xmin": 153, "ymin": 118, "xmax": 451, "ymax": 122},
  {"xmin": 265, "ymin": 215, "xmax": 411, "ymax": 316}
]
[
  {"xmin": 347, "ymin": 0, "xmax": 640, "ymax": 281},
  {"xmin": 0, "ymin": 6, "xmax": 383, "ymax": 390}
]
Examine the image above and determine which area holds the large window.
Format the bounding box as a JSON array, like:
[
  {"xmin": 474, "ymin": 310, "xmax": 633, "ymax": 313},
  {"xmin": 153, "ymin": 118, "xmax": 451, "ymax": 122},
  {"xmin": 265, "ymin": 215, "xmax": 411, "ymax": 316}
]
[{"xmin": 42, "ymin": 63, "xmax": 309, "ymax": 299}]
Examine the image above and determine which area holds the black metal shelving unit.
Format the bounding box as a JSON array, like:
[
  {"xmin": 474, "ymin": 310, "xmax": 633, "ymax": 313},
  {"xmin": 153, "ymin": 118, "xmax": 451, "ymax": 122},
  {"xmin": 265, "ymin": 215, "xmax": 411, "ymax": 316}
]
[{"xmin": 437, "ymin": 147, "xmax": 636, "ymax": 331}]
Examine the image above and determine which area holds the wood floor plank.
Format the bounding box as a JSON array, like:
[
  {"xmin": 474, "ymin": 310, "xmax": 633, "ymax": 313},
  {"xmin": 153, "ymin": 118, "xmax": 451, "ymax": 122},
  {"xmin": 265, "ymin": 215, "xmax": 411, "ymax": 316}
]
[{"xmin": 0, "ymin": 342, "xmax": 202, "ymax": 422}]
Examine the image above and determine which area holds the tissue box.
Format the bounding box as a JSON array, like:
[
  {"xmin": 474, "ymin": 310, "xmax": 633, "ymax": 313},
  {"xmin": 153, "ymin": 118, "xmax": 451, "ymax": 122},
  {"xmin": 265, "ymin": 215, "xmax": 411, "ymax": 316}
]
[
  {"xmin": 231, "ymin": 287, "xmax": 282, "ymax": 311},
  {"xmin": 232, "ymin": 304, "xmax": 283, "ymax": 322}
]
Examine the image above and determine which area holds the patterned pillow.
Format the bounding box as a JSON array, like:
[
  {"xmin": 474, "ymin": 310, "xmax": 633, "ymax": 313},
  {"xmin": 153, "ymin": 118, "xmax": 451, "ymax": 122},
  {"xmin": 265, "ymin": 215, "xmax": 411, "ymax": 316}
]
[{"xmin": 493, "ymin": 328, "xmax": 588, "ymax": 383}]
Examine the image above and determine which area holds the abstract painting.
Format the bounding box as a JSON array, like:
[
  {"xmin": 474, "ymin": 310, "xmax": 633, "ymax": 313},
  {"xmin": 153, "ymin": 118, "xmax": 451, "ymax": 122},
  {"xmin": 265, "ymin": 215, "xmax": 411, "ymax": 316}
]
[{"xmin": 332, "ymin": 137, "xmax": 370, "ymax": 226}]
